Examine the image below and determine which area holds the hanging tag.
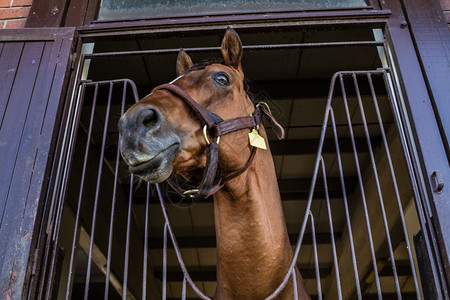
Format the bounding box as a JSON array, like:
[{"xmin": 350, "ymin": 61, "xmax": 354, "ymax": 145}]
[{"xmin": 248, "ymin": 128, "xmax": 267, "ymax": 150}]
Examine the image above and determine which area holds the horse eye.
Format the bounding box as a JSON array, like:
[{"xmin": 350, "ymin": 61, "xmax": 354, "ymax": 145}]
[{"xmin": 213, "ymin": 72, "xmax": 230, "ymax": 86}]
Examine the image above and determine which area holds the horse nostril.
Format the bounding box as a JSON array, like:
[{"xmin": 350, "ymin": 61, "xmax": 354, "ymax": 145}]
[{"xmin": 140, "ymin": 107, "xmax": 161, "ymax": 130}]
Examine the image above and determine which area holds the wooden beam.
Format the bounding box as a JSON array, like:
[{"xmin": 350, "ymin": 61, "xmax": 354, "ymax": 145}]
[
  {"xmin": 269, "ymin": 137, "xmax": 381, "ymax": 155},
  {"xmin": 26, "ymin": 0, "xmax": 69, "ymax": 27}
]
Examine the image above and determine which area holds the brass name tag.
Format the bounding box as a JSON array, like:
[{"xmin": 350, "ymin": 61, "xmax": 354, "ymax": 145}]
[{"xmin": 248, "ymin": 129, "xmax": 267, "ymax": 150}]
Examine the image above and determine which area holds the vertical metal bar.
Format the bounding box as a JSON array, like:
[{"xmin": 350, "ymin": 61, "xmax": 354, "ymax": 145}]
[
  {"xmin": 339, "ymin": 73, "xmax": 382, "ymax": 299},
  {"xmin": 142, "ymin": 182, "xmax": 150, "ymax": 300},
  {"xmin": 39, "ymin": 78, "xmax": 86, "ymax": 300},
  {"xmin": 320, "ymin": 156, "xmax": 342, "ymax": 300},
  {"xmin": 122, "ymin": 173, "xmax": 134, "ymax": 300},
  {"xmin": 370, "ymin": 73, "xmax": 421, "ymax": 298},
  {"xmin": 105, "ymin": 81, "xmax": 128, "ymax": 300},
  {"xmin": 163, "ymin": 222, "xmax": 168, "ymax": 300},
  {"xmin": 353, "ymin": 74, "xmax": 402, "ymax": 298},
  {"xmin": 309, "ymin": 212, "xmax": 322, "ymax": 300},
  {"xmin": 329, "ymin": 104, "xmax": 362, "ymax": 299},
  {"xmin": 84, "ymin": 82, "xmax": 114, "ymax": 300},
  {"xmin": 65, "ymin": 83, "xmax": 98, "ymax": 300},
  {"xmin": 292, "ymin": 269, "xmax": 299, "ymax": 300},
  {"xmin": 182, "ymin": 276, "xmax": 187, "ymax": 300}
]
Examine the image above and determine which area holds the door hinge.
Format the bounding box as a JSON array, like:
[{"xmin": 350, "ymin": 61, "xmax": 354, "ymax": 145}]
[{"xmin": 431, "ymin": 171, "xmax": 444, "ymax": 194}]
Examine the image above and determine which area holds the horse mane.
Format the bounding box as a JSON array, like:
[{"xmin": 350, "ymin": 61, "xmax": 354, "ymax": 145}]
[{"xmin": 184, "ymin": 59, "xmax": 256, "ymax": 103}]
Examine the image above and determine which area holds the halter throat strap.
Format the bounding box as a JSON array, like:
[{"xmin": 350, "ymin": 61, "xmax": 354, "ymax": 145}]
[{"xmin": 152, "ymin": 83, "xmax": 284, "ymax": 200}]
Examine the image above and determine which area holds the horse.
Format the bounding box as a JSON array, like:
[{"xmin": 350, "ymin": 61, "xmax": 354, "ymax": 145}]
[{"xmin": 118, "ymin": 28, "xmax": 310, "ymax": 300}]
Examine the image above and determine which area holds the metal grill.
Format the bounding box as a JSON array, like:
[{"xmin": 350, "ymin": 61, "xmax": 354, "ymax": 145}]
[{"xmin": 33, "ymin": 31, "xmax": 434, "ymax": 299}]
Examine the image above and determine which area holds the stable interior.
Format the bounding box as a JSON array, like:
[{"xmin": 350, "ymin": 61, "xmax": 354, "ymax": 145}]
[{"xmin": 56, "ymin": 26, "xmax": 423, "ymax": 299}]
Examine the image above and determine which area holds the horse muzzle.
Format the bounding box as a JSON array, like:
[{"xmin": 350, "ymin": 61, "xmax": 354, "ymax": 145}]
[{"xmin": 118, "ymin": 104, "xmax": 180, "ymax": 182}]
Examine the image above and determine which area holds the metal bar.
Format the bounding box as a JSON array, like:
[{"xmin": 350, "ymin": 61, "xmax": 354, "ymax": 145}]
[
  {"xmin": 142, "ymin": 182, "xmax": 150, "ymax": 300},
  {"xmin": 353, "ymin": 73, "xmax": 402, "ymax": 298},
  {"xmin": 84, "ymin": 82, "xmax": 113, "ymax": 300},
  {"xmin": 105, "ymin": 81, "xmax": 128, "ymax": 300},
  {"xmin": 39, "ymin": 77, "xmax": 86, "ymax": 300},
  {"xmin": 329, "ymin": 88, "xmax": 362, "ymax": 299},
  {"xmin": 122, "ymin": 173, "xmax": 134, "ymax": 300},
  {"xmin": 83, "ymin": 41, "xmax": 384, "ymax": 59},
  {"xmin": 369, "ymin": 73, "xmax": 421, "ymax": 298},
  {"xmin": 182, "ymin": 276, "xmax": 187, "ymax": 300},
  {"xmin": 292, "ymin": 269, "xmax": 298, "ymax": 300},
  {"xmin": 339, "ymin": 73, "xmax": 382, "ymax": 299},
  {"xmin": 40, "ymin": 43, "xmax": 86, "ymax": 298},
  {"xmin": 320, "ymin": 156, "xmax": 342, "ymax": 300},
  {"xmin": 310, "ymin": 212, "xmax": 322, "ymax": 300},
  {"xmin": 65, "ymin": 83, "xmax": 98, "ymax": 300},
  {"xmin": 163, "ymin": 222, "xmax": 168, "ymax": 300}
]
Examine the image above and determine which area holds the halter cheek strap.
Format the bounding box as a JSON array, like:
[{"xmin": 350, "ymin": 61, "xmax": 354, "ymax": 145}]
[{"xmin": 152, "ymin": 83, "xmax": 285, "ymax": 200}]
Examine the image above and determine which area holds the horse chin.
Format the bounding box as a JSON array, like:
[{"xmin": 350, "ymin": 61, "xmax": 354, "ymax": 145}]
[
  {"xmin": 138, "ymin": 165, "xmax": 173, "ymax": 183},
  {"xmin": 127, "ymin": 143, "xmax": 179, "ymax": 183}
]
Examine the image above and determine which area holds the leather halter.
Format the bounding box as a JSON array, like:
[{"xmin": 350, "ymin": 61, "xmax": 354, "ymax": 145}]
[{"xmin": 151, "ymin": 83, "xmax": 285, "ymax": 200}]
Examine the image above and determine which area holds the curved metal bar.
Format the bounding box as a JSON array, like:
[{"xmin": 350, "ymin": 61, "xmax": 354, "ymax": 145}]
[{"xmin": 155, "ymin": 184, "xmax": 212, "ymax": 300}]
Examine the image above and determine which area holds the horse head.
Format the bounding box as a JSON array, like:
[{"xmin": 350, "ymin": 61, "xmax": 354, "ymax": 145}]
[{"xmin": 118, "ymin": 28, "xmax": 263, "ymax": 193}]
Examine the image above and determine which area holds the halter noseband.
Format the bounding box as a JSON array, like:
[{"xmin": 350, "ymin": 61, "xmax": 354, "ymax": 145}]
[{"xmin": 151, "ymin": 83, "xmax": 285, "ymax": 200}]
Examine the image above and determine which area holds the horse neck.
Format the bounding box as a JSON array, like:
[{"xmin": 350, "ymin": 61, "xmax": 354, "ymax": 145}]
[{"xmin": 213, "ymin": 129, "xmax": 293, "ymax": 286}]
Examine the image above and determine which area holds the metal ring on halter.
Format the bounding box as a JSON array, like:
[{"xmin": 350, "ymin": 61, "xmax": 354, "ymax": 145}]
[
  {"xmin": 182, "ymin": 189, "xmax": 200, "ymax": 197},
  {"xmin": 203, "ymin": 125, "xmax": 220, "ymax": 146}
]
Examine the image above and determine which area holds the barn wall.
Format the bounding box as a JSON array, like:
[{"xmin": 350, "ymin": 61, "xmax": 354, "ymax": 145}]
[{"xmin": 0, "ymin": 0, "xmax": 32, "ymax": 29}]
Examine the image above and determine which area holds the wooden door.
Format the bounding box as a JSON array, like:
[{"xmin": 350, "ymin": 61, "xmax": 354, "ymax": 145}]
[{"xmin": 0, "ymin": 27, "xmax": 75, "ymax": 298}]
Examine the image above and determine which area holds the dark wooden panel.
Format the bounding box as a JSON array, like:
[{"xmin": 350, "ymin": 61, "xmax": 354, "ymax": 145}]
[
  {"xmin": 0, "ymin": 41, "xmax": 55, "ymax": 296},
  {"xmin": 401, "ymin": 0, "xmax": 450, "ymax": 156},
  {"xmin": 26, "ymin": 0, "xmax": 69, "ymax": 27},
  {"xmin": 0, "ymin": 42, "xmax": 24, "ymax": 125},
  {"xmin": 0, "ymin": 41, "xmax": 45, "ymax": 223},
  {"xmin": 64, "ymin": 0, "xmax": 101, "ymax": 26},
  {"xmin": 0, "ymin": 28, "xmax": 75, "ymax": 299}
]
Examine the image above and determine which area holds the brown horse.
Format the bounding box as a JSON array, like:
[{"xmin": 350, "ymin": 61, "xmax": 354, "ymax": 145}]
[{"xmin": 118, "ymin": 28, "xmax": 310, "ymax": 299}]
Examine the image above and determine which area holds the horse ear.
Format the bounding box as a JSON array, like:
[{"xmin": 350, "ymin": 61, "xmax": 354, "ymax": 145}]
[
  {"xmin": 221, "ymin": 27, "xmax": 243, "ymax": 70},
  {"xmin": 176, "ymin": 49, "xmax": 194, "ymax": 76}
]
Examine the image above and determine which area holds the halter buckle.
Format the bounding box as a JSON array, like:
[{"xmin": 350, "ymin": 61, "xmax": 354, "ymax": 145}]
[{"xmin": 203, "ymin": 125, "xmax": 220, "ymax": 145}]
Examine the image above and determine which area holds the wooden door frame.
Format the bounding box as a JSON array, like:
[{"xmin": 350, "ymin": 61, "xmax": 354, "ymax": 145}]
[{"xmin": 22, "ymin": 0, "xmax": 450, "ymax": 296}]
